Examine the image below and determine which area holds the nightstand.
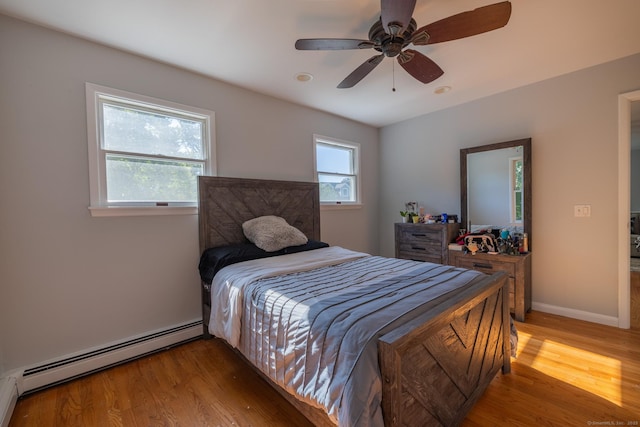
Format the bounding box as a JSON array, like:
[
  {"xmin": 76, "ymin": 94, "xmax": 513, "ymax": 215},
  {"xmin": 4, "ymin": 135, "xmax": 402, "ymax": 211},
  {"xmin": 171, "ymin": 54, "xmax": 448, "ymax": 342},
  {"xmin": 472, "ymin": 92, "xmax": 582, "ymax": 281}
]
[{"xmin": 395, "ymin": 222, "xmax": 460, "ymax": 265}]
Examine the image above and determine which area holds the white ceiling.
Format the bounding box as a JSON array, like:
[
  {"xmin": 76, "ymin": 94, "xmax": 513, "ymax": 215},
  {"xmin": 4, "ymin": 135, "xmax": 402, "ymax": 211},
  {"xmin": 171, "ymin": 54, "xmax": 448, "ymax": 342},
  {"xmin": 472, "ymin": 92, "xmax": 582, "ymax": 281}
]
[{"xmin": 1, "ymin": 0, "xmax": 640, "ymax": 127}]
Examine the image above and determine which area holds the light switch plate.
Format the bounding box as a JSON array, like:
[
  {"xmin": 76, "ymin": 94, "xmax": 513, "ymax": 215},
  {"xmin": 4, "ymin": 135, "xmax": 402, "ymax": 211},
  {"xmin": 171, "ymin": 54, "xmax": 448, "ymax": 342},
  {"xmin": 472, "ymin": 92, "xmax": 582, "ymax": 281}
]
[{"xmin": 574, "ymin": 204, "xmax": 591, "ymax": 217}]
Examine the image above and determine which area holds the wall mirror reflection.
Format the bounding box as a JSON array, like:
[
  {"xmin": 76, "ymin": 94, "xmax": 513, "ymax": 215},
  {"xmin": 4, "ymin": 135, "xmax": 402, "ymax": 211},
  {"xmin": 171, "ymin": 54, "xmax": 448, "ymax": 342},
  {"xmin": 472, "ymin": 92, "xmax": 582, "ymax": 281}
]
[{"xmin": 460, "ymin": 138, "xmax": 532, "ymax": 250}]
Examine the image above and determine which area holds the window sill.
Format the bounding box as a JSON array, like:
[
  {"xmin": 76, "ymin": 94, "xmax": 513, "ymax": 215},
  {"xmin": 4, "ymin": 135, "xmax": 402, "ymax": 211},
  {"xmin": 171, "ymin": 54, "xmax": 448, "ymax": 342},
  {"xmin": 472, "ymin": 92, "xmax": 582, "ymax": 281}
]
[
  {"xmin": 89, "ymin": 205, "xmax": 198, "ymax": 217},
  {"xmin": 320, "ymin": 203, "xmax": 362, "ymax": 211}
]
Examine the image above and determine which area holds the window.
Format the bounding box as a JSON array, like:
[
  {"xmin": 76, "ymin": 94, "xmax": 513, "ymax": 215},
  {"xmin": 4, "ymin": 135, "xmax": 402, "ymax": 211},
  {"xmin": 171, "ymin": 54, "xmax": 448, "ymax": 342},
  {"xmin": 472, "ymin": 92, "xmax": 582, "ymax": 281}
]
[
  {"xmin": 509, "ymin": 156, "xmax": 523, "ymax": 223},
  {"xmin": 313, "ymin": 135, "xmax": 360, "ymax": 205},
  {"xmin": 86, "ymin": 83, "xmax": 216, "ymax": 216}
]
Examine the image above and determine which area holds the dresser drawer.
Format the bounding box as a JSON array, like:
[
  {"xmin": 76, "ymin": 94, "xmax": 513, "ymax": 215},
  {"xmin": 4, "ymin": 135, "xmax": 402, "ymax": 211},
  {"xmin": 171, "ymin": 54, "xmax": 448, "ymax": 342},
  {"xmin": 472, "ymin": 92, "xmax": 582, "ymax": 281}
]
[
  {"xmin": 396, "ymin": 241, "xmax": 441, "ymax": 256},
  {"xmin": 396, "ymin": 226, "xmax": 442, "ymax": 245},
  {"xmin": 453, "ymin": 257, "xmax": 516, "ymax": 278},
  {"xmin": 397, "ymin": 249, "xmax": 442, "ymax": 264}
]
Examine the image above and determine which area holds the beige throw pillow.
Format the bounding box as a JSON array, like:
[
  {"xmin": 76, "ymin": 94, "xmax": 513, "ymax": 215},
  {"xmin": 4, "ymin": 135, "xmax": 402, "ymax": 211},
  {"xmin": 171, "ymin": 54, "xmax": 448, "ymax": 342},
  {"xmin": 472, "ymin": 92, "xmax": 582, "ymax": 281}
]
[{"xmin": 242, "ymin": 215, "xmax": 308, "ymax": 252}]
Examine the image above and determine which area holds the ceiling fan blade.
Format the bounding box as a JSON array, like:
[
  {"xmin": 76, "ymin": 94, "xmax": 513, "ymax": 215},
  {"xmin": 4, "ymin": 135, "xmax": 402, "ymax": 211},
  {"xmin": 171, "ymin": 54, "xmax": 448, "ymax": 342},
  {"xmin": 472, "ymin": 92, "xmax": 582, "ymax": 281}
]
[
  {"xmin": 381, "ymin": 0, "xmax": 417, "ymax": 36},
  {"xmin": 412, "ymin": 1, "xmax": 512, "ymax": 45},
  {"xmin": 397, "ymin": 49, "xmax": 444, "ymax": 84},
  {"xmin": 337, "ymin": 54, "xmax": 385, "ymax": 88},
  {"xmin": 295, "ymin": 38, "xmax": 375, "ymax": 50}
]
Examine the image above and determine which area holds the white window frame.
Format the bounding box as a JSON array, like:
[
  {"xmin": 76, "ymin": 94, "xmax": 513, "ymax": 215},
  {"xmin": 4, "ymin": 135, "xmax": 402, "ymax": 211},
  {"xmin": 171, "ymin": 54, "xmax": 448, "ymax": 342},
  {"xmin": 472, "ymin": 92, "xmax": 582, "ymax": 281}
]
[
  {"xmin": 86, "ymin": 83, "xmax": 216, "ymax": 217},
  {"xmin": 313, "ymin": 134, "xmax": 361, "ymax": 208}
]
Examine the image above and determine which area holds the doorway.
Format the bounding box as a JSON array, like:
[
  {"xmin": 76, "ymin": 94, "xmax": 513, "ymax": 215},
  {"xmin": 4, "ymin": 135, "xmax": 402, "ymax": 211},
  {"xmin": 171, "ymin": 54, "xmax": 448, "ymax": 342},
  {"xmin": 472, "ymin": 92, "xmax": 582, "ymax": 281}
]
[{"xmin": 620, "ymin": 91, "xmax": 640, "ymax": 329}]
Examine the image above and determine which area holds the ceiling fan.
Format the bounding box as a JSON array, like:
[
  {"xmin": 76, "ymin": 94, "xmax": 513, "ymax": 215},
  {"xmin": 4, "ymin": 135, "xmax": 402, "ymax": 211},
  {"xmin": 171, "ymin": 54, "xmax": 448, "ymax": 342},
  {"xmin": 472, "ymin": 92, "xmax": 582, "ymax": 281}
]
[{"xmin": 295, "ymin": 0, "xmax": 512, "ymax": 88}]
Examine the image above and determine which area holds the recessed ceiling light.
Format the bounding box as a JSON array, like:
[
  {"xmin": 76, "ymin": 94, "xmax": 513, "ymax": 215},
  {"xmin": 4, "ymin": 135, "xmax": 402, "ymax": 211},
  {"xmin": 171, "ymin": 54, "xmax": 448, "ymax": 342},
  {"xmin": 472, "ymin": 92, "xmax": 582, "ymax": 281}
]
[
  {"xmin": 295, "ymin": 72, "xmax": 313, "ymax": 82},
  {"xmin": 434, "ymin": 85, "xmax": 452, "ymax": 94}
]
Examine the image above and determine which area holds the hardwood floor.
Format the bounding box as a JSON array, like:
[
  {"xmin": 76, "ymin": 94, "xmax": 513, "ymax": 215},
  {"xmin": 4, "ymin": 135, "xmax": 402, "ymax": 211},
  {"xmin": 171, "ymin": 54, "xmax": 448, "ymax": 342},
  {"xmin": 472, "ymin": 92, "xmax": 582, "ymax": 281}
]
[
  {"xmin": 464, "ymin": 311, "xmax": 640, "ymax": 426},
  {"xmin": 631, "ymin": 271, "xmax": 640, "ymax": 328},
  {"xmin": 9, "ymin": 338, "xmax": 314, "ymax": 427},
  {"xmin": 9, "ymin": 311, "xmax": 640, "ymax": 427}
]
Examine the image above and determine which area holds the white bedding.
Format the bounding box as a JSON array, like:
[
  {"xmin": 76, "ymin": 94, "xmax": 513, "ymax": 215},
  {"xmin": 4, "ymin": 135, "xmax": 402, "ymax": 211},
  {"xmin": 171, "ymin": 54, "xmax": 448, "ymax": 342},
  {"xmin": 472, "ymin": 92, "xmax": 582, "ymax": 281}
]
[{"xmin": 209, "ymin": 246, "xmax": 369, "ymax": 347}]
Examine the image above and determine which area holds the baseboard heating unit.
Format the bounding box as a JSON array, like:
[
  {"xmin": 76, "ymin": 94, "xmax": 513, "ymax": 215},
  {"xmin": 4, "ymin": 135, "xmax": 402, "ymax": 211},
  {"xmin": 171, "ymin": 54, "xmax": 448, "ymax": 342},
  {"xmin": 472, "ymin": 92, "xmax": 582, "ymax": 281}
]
[{"xmin": 20, "ymin": 320, "xmax": 202, "ymax": 395}]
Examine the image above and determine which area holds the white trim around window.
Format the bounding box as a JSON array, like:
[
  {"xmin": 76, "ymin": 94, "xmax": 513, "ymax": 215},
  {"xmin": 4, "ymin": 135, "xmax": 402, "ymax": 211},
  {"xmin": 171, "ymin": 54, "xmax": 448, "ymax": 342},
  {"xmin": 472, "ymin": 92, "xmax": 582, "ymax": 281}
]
[
  {"xmin": 313, "ymin": 134, "xmax": 361, "ymax": 207},
  {"xmin": 85, "ymin": 83, "xmax": 216, "ymax": 217}
]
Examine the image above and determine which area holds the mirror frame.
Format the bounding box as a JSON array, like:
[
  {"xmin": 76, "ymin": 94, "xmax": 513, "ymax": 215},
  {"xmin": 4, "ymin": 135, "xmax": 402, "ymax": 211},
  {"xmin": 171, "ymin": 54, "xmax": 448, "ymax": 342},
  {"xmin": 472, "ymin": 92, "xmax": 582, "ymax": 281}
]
[{"xmin": 460, "ymin": 138, "xmax": 532, "ymax": 251}]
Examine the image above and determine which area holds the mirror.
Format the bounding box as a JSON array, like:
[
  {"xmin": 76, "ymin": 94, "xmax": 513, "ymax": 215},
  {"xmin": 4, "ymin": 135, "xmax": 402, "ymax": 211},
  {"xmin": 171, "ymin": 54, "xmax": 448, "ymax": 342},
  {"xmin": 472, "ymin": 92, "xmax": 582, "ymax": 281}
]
[{"xmin": 460, "ymin": 138, "xmax": 532, "ymax": 250}]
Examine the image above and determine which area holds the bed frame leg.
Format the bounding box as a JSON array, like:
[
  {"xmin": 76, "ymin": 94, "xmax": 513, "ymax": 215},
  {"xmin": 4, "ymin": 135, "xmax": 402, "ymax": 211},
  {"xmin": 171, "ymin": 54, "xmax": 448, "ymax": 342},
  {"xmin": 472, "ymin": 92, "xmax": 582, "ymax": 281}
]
[
  {"xmin": 201, "ymin": 280, "xmax": 212, "ymax": 339},
  {"xmin": 502, "ymin": 282, "xmax": 512, "ymax": 374},
  {"xmin": 202, "ymin": 325, "xmax": 211, "ymax": 339}
]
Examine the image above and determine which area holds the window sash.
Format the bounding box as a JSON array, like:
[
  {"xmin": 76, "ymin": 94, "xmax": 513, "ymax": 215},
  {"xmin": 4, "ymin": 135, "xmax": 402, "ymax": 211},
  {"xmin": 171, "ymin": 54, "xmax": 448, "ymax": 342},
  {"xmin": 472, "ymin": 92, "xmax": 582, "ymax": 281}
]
[
  {"xmin": 105, "ymin": 154, "xmax": 204, "ymax": 204},
  {"xmin": 315, "ymin": 142, "xmax": 355, "ymax": 175},
  {"xmin": 317, "ymin": 173, "xmax": 357, "ymax": 203},
  {"xmin": 99, "ymin": 101, "xmax": 206, "ymax": 161}
]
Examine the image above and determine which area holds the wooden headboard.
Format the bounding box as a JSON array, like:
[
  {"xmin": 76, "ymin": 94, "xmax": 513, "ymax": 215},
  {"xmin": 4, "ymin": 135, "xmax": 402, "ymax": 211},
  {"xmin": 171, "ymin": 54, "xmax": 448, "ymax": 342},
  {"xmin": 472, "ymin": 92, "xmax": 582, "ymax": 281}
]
[{"xmin": 198, "ymin": 176, "xmax": 321, "ymax": 253}]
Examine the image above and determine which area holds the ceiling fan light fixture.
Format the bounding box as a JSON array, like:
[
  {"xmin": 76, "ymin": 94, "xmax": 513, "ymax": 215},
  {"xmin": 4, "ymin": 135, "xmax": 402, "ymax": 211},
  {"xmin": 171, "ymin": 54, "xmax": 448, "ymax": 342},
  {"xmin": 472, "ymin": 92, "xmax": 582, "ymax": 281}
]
[
  {"xmin": 295, "ymin": 72, "xmax": 314, "ymax": 82},
  {"xmin": 434, "ymin": 85, "xmax": 451, "ymax": 94}
]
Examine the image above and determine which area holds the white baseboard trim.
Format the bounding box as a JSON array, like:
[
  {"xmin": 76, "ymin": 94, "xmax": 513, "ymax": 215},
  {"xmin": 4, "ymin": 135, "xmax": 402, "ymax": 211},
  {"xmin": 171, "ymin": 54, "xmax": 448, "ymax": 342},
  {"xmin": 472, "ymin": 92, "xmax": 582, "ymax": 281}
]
[
  {"xmin": 0, "ymin": 377, "xmax": 18, "ymax": 427},
  {"xmin": 20, "ymin": 320, "xmax": 203, "ymax": 395},
  {"xmin": 532, "ymin": 302, "xmax": 619, "ymax": 327}
]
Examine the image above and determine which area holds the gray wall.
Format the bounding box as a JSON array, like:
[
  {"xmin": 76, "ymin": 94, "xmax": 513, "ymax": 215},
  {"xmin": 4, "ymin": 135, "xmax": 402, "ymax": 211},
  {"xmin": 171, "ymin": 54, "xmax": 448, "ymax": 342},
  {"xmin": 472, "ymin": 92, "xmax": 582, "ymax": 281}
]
[
  {"xmin": 380, "ymin": 52, "xmax": 640, "ymax": 322},
  {"xmin": 0, "ymin": 14, "xmax": 379, "ymax": 374}
]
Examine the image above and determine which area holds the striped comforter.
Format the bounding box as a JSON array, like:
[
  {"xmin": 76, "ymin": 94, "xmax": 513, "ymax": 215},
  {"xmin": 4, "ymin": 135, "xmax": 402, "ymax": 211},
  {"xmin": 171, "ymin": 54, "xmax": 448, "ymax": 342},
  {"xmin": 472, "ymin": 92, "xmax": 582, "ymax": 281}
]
[{"xmin": 208, "ymin": 246, "xmax": 486, "ymax": 426}]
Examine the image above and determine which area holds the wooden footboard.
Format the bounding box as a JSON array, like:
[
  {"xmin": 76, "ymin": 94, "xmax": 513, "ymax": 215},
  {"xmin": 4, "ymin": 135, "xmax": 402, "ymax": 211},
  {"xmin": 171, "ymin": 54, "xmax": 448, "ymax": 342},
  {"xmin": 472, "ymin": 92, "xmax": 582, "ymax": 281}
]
[
  {"xmin": 226, "ymin": 271, "xmax": 509, "ymax": 427},
  {"xmin": 198, "ymin": 177, "xmax": 511, "ymax": 426},
  {"xmin": 378, "ymin": 271, "xmax": 510, "ymax": 426}
]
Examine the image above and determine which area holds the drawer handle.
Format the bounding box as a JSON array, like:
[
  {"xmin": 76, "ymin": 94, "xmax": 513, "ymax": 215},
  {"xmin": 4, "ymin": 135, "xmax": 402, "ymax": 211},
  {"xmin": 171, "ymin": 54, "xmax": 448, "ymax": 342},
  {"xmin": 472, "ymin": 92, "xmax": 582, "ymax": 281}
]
[
  {"xmin": 411, "ymin": 233, "xmax": 427, "ymax": 237},
  {"xmin": 473, "ymin": 262, "xmax": 494, "ymax": 269},
  {"xmin": 411, "ymin": 246, "xmax": 426, "ymax": 251}
]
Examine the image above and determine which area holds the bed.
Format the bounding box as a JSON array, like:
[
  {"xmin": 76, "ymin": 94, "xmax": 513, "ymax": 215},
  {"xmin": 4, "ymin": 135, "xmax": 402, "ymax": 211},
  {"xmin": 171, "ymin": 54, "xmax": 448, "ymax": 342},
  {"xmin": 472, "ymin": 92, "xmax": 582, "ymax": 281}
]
[{"xmin": 198, "ymin": 176, "xmax": 511, "ymax": 427}]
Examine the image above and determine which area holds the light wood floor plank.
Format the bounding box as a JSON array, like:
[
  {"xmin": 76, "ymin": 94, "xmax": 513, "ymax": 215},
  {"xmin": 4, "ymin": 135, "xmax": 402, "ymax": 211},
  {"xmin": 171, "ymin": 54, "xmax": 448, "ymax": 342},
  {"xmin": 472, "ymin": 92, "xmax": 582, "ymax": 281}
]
[
  {"xmin": 9, "ymin": 311, "xmax": 640, "ymax": 426},
  {"xmin": 631, "ymin": 272, "xmax": 640, "ymax": 329},
  {"xmin": 464, "ymin": 311, "xmax": 640, "ymax": 425}
]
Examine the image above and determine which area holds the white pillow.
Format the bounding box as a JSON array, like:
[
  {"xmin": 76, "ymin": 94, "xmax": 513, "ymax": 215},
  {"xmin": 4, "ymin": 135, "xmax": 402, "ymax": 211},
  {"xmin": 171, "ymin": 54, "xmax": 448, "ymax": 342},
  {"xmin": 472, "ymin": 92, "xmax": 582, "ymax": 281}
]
[{"xmin": 242, "ymin": 215, "xmax": 308, "ymax": 252}]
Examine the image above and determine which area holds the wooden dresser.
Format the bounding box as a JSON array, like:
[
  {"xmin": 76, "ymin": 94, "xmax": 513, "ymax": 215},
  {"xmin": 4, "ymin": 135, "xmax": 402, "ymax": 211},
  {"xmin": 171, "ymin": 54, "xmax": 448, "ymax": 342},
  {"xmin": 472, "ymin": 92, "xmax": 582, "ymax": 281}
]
[
  {"xmin": 394, "ymin": 222, "xmax": 460, "ymax": 265},
  {"xmin": 449, "ymin": 250, "xmax": 532, "ymax": 322}
]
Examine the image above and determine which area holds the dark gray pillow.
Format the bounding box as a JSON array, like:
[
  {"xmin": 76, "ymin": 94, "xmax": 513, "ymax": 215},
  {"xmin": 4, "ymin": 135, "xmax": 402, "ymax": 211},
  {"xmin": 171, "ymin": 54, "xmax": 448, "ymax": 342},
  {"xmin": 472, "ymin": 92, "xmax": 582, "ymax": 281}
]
[{"xmin": 198, "ymin": 240, "xmax": 330, "ymax": 283}]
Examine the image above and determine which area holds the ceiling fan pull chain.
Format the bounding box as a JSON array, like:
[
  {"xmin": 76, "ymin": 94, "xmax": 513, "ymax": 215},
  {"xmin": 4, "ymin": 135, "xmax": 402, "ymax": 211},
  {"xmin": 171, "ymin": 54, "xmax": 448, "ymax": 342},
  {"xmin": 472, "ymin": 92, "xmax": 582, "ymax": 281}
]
[{"xmin": 392, "ymin": 60, "xmax": 396, "ymax": 92}]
